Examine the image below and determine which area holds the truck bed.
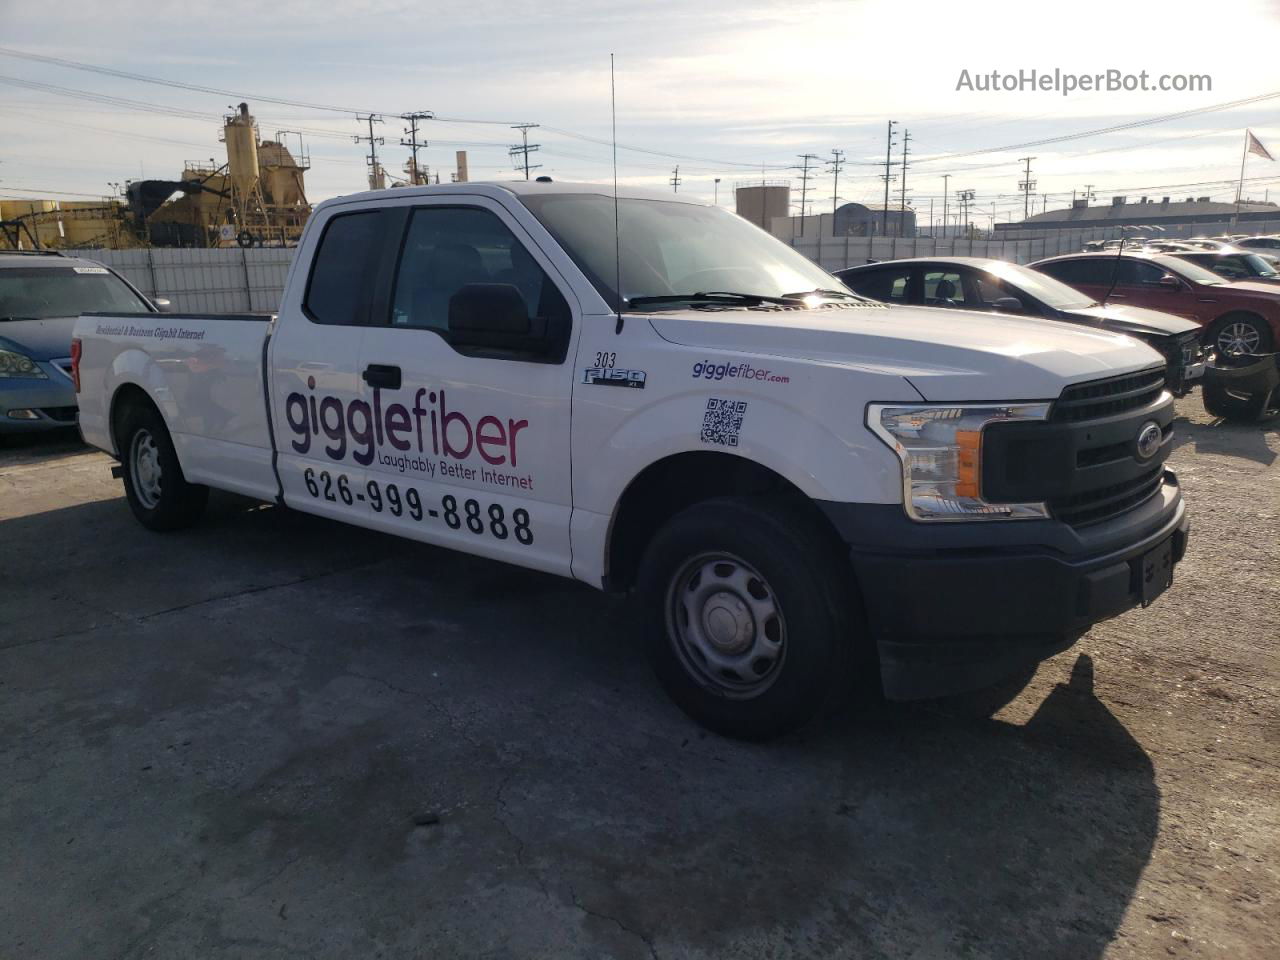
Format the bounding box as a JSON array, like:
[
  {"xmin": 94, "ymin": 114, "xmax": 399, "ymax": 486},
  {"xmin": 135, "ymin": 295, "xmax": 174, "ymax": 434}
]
[{"xmin": 74, "ymin": 311, "xmax": 279, "ymax": 502}]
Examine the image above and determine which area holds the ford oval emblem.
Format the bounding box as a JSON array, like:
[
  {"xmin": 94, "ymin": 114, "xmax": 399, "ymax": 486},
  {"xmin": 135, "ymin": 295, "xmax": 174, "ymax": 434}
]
[{"xmin": 1136, "ymin": 421, "xmax": 1162, "ymax": 460}]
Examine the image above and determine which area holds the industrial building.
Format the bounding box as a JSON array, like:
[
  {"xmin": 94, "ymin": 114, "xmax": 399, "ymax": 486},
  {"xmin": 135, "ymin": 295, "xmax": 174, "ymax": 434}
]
[
  {"xmin": 1, "ymin": 102, "xmax": 311, "ymax": 250},
  {"xmin": 994, "ymin": 195, "xmax": 1280, "ymax": 240},
  {"xmin": 766, "ymin": 202, "xmax": 918, "ymax": 241}
]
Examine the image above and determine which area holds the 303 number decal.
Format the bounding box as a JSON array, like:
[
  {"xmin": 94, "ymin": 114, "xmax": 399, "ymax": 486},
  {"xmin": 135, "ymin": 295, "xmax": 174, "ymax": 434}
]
[{"xmin": 302, "ymin": 468, "xmax": 533, "ymax": 545}]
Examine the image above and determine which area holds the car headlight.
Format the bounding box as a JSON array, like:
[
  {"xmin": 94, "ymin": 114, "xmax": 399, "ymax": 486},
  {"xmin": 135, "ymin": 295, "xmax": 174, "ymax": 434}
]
[
  {"xmin": 0, "ymin": 349, "xmax": 48, "ymax": 379},
  {"xmin": 868, "ymin": 402, "xmax": 1051, "ymax": 521}
]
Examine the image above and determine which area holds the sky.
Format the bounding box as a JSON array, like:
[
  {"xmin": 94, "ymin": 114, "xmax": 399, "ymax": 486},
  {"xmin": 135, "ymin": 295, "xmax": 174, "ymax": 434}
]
[{"xmin": 3, "ymin": 0, "xmax": 1280, "ymax": 228}]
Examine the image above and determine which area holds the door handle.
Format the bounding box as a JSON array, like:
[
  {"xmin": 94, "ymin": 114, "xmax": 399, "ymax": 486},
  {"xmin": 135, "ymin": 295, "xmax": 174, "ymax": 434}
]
[{"xmin": 363, "ymin": 364, "xmax": 402, "ymax": 390}]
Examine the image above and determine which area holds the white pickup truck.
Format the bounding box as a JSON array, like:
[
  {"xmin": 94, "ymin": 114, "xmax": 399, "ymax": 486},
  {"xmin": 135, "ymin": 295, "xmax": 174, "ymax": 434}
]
[{"xmin": 72, "ymin": 181, "xmax": 1189, "ymax": 739}]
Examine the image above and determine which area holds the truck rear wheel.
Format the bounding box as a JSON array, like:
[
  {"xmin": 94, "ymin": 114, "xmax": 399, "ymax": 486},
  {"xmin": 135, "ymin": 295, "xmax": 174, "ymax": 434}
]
[
  {"xmin": 636, "ymin": 497, "xmax": 858, "ymax": 740},
  {"xmin": 118, "ymin": 404, "xmax": 208, "ymax": 531}
]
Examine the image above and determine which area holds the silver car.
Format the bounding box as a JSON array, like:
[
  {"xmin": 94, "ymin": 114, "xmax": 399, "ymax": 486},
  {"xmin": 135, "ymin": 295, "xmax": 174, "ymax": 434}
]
[{"xmin": 1, "ymin": 252, "xmax": 159, "ymax": 434}]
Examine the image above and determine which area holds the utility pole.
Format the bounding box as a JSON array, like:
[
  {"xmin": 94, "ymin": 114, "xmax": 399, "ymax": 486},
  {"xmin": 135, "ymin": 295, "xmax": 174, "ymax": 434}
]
[
  {"xmin": 669, "ymin": 165, "xmax": 682, "ymax": 192},
  {"xmin": 354, "ymin": 114, "xmax": 386, "ymax": 190},
  {"xmin": 400, "ymin": 111, "xmax": 433, "ymax": 185},
  {"xmin": 827, "ymin": 148, "xmax": 845, "ymax": 215},
  {"xmin": 898, "ymin": 129, "xmax": 911, "ymax": 237},
  {"xmin": 794, "ymin": 153, "xmax": 819, "ymax": 236},
  {"xmin": 881, "ymin": 120, "xmax": 898, "ymax": 236},
  {"xmin": 509, "ymin": 123, "xmax": 541, "ymax": 180},
  {"xmin": 714, "ymin": 178, "xmax": 721, "ymax": 205},
  {"xmin": 1082, "ymin": 184, "xmax": 1096, "ymax": 206},
  {"xmin": 958, "ymin": 189, "xmax": 975, "ymax": 238},
  {"xmin": 941, "ymin": 173, "xmax": 950, "ymax": 239},
  {"xmin": 1018, "ymin": 156, "xmax": 1037, "ymax": 221}
]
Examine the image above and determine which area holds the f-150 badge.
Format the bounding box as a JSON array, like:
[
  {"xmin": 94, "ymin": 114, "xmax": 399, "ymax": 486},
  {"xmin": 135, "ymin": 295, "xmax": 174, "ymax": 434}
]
[{"xmin": 583, "ymin": 367, "xmax": 647, "ymax": 388}]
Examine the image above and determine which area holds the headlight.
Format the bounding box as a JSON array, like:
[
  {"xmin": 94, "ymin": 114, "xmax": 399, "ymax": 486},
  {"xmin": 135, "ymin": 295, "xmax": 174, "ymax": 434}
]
[
  {"xmin": 0, "ymin": 349, "xmax": 48, "ymax": 379},
  {"xmin": 868, "ymin": 402, "xmax": 1051, "ymax": 521}
]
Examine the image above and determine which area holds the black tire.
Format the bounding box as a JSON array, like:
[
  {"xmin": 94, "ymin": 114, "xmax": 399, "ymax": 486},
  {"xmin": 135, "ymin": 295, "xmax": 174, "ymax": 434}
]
[
  {"xmin": 1203, "ymin": 380, "xmax": 1280, "ymax": 422},
  {"xmin": 117, "ymin": 403, "xmax": 208, "ymax": 531},
  {"xmin": 1207, "ymin": 313, "xmax": 1274, "ymax": 357},
  {"xmin": 636, "ymin": 497, "xmax": 861, "ymax": 740}
]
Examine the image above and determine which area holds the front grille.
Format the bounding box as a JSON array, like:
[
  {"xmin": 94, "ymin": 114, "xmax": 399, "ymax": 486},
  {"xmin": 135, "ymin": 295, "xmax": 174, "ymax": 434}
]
[
  {"xmin": 1050, "ymin": 367, "xmax": 1166, "ymax": 423},
  {"xmin": 1179, "ymin": 334, "xmax": 1203, "ymax": 366},
  {"xmin": 1050, "ymin": 467, "xmax": 1164, "ymax": 527},
  {"xmin": 39, "ymin": 406, "xmax": 78, "ymax": 423}
]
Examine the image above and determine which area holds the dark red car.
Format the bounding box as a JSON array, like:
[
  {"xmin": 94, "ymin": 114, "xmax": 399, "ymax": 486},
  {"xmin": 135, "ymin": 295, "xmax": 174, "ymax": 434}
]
[{"xmin": 1030, "ymin": 252, "xmax": 1280, "ymax": 356}]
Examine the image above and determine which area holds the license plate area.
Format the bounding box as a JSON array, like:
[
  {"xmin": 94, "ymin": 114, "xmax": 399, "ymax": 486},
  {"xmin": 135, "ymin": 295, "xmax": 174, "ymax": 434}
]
[{"xmin": 1138, "ymin": 536, "xmax": 1174, "ymax": 606}]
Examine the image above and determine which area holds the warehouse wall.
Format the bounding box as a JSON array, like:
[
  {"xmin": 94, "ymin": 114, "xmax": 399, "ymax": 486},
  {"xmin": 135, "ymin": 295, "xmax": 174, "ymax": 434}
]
[{"xmin": 82, "ymin": 247, "xmax": 295, "ymax": 313}]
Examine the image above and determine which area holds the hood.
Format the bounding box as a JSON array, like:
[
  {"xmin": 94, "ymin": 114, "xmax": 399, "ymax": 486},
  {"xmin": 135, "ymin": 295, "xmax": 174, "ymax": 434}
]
[
  {"xmin": 646, "ymin": 303, "xmax": 1166, "ymax": 402},
  {"xmin": 0, "ymin": 315, "xmax": 76, "ymax": 361},
  {"xmin": 1220, "ymin": 280, "xmax": 1280, "ymax": 299},
  {"xmin": 1068, "ymin": 303, "xmax": 1199, "ymax": 338}
]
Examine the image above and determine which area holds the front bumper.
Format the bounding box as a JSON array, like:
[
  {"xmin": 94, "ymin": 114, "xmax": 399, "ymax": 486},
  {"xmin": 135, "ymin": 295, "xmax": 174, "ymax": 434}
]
[
  {"xmin": 820, "ymin": 476, "xmax": 1189, "ymax": 700},
  {"xmin": 1, "ymin": 360, "xmax": 77, "ymax": 433}
]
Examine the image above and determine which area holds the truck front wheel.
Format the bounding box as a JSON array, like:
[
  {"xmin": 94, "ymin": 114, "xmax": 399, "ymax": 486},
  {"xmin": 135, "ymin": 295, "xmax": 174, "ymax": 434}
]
[
  {"xmin": 637, "ymin": 497, "xmax": 859, "ymax": 740},
  {"xmin": 118, "ymin": 404, "xmax": 208, "ymax": 531}
]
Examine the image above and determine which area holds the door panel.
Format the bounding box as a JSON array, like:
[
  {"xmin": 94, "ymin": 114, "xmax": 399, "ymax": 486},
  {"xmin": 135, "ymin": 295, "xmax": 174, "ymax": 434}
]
[
  {"xmin": 270, "ymin": 208, "xmax": 384, "ymax": 523},
  {"xmin": 358, "ymin": 200, "xmax": 577, "ymax": 576}
]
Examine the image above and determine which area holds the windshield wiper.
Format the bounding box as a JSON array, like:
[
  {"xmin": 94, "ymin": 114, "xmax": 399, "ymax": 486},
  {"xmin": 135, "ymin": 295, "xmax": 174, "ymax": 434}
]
[
  {"xmin": 628, "ymin": 291, "xmax": 803, "ymax": 307},
  {"xmin": 0, "ymin": 315, "xmax": 42, "ymax": 323}
]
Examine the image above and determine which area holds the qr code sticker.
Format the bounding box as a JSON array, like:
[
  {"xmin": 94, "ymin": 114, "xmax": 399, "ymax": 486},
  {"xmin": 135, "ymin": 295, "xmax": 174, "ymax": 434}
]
[{"xmin": 701, "ymin": 398, "xmax": 748, "ymax": 447}]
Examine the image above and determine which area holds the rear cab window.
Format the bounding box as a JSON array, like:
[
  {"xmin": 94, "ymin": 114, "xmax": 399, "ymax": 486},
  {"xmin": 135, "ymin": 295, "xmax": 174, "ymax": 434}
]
[{"xmin": 303, "ymin": 210, "xmax": 384, "ymax": 325}]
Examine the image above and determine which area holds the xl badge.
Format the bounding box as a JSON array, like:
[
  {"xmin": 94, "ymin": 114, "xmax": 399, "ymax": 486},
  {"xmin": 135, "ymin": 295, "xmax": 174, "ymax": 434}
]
[
  {"xmin": 1136, "ymin": 421, "xmax": 1162, "ymax": 460},
  {"xmin": 583, "ymin": 367, "xmax": 647, "ymax": 389}
]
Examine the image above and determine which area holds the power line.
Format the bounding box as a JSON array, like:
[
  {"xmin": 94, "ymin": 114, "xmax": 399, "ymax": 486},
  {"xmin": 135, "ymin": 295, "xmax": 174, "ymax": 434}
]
[
  {"xmin": 915, "ymin": 89, "xmax": 1280, "ymax": 164},
  {"xmin": 0, "ymin": 46, "xmax": 792, "ymax": 173}
]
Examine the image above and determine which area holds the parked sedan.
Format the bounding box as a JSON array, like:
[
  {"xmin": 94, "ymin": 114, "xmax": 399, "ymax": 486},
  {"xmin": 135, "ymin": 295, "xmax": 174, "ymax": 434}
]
[
  {"xmin": 1, "ymin": 252, "xmax": 158, "ymax": 434},
  {"xmin": 1233, "ymin": 235, "xmax": 1280, "ymax": 251},
  {"xmin": 1030, "ymin": 251, "xmax": 1280, "ymax": 356},
  {"xmin": 1170, "ymin": 250, "xmax": 1280, "ymax": 284},
  {"xmin": 834, "ymin": 256, "xmax": 1206, "ymax": 394}
]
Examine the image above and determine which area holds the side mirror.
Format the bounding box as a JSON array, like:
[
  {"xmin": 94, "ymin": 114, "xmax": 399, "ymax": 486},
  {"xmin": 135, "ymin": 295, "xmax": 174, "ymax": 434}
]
[
  {"xmin": 447, "ymin": 283, "xmax": 532, "ymax": 348},
  {"xmin": 1157, "ymin": 275, "xmax": 1180, "ymax": 290},
  {"xmin": 153, "ymin": 297, "xmax": 173, "ymax": 313},
  {"xmin": 992, "ymin": 296, "xmax": 1024, "ymax": 313}
]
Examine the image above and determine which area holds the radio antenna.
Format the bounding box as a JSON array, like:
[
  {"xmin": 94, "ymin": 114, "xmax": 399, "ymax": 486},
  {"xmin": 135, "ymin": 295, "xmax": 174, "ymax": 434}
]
[{"xmin": 611, "ymin": 53, "xmax": 624, "ymax": 335}]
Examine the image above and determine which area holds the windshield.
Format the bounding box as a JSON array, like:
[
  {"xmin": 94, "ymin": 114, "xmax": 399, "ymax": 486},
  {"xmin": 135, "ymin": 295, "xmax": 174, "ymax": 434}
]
[
  {"xmin": 1181, "ymin": 253, "xmax": 1279, "ymax": 279},
  {"xmin": 1155, "ymin": 256, "xmax": 1227, "ymax": 286},
  {"xmin": 520, "ymin": 194, "xmax": 845, "ymax": 310},
  {"xmin": 981, "ymin": 260, "xmax": 1096, "ymax": 310},
  {"xmin": 0, "ymin": 265, "xmax": 150, "ymax": 320}
]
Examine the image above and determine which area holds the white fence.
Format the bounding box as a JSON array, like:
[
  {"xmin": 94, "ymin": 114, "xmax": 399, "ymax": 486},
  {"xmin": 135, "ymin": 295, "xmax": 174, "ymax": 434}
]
[
  {"xmin": 82, "ymin": 218, "xmax": 1268, "ymax": 312},
  {"xmin": 82, "ymin": 247, "xmax": 294, "ymax": 314}
]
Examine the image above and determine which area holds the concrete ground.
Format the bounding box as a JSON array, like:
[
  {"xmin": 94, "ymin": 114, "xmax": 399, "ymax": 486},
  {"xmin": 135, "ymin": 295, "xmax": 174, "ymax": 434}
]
[{"xmin": 1, "ymin": 396, "xmax": 1276, "ymax": 960}]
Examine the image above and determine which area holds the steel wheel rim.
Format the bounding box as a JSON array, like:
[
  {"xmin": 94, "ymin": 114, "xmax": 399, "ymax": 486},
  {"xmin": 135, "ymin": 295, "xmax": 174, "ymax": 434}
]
[
  {"xmin": 1217, "ymin": 321, "xmax": 1261, "ymax": 357},
  {"xmin": 130, "ymin": 429, "xmax": 163, "ymax": 509},
  {"xmin": 665, "ymin": 552, "xmax": 786, "ymax": 699}
]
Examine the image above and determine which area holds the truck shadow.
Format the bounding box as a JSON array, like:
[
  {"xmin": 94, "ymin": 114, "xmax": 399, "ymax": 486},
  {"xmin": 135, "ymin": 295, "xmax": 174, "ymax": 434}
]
[
  {"xmin": 1, "ymin": 495, "xmax": 1159, "ymax": 960},
  {"xmin": 1171, "ymin": 411, "xmax": 1278, "ymax": 465}
]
